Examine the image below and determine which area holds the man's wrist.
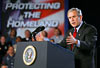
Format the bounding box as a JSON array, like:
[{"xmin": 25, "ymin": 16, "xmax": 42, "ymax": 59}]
[
  {"xmin": 75, "ymin": 40, "xmax": 80, "ymax": 47},
  {"xmin": 75, "ymin": 40, "xmax": 78, "ymax": 44}
]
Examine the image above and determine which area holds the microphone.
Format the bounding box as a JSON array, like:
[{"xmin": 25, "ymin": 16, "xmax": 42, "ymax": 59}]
[{"xmin": 32, "ymin": 26, "xmax": 45, "ymax": 35}]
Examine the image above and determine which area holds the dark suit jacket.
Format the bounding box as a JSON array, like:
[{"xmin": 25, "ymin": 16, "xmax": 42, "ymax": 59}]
[{"xmin": 60, "ymin": 22, "xmax": 97, "ymax": 68}]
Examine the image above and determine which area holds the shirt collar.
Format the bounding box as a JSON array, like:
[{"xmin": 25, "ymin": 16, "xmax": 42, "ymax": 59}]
[
  {"xmin": 26, "ymin": 38, "xmax": 29, "ymax": 40},
  {"xmin": 75, "ymin": 21, "xmax": 83, "ymax": 32}
]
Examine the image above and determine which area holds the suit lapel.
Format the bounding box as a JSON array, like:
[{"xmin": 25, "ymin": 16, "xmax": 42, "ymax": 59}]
[
  {"xmin": 73, "ymin": 22, "xmax": 86, "ymax": 51},
  {"xmin": 76, "ymin": 22, "xmax": 86, "ymax": 40}
]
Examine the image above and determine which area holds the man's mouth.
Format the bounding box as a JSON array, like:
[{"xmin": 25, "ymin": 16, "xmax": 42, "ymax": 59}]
[{"xmin": 72, "ymin": 22, "xmax": 75, "ymax": 25}]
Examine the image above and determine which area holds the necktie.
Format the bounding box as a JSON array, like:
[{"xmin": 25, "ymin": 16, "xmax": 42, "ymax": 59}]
[{"xmin": 71, "ymin": 28, "xmax": 77, "ymax": 50}]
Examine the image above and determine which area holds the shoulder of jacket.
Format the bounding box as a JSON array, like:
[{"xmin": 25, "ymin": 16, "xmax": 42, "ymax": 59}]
[{"xmin": 85, "ymin": 23, "xmax": 97, "ymax": 31}]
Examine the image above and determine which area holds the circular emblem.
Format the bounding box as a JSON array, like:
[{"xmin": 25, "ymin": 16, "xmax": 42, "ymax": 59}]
[{"xmin": 23, "ymin": 45, "xmax": 36, "ymax": 65}]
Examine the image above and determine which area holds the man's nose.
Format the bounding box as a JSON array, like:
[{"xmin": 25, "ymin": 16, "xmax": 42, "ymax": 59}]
[{"xmin": 71, "ymin": 18, "xmax": 74, "ymax": 21}]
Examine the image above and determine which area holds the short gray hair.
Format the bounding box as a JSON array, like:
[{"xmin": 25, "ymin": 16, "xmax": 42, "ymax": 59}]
[{"xmin": 67, "ymin": 8, "xmax": 82, "ymax": 16}]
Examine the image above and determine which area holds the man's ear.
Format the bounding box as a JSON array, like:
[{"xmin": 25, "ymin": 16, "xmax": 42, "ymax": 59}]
[{"xmin": 80, "ymin": 15, "xmax": 83, "ymax": 21}]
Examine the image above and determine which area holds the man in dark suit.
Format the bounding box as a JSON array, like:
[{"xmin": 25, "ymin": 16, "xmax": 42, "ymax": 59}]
[
  {"xmin": 22, "ymin": 30, "xmax": 32, "ymax": 42},
  {"xmin": 60, "ymin": 8, "xmax": 97, "ymax": 68}
]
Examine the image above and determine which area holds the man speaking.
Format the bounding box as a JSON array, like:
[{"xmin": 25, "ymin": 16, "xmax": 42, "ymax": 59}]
[{"xmin": 60, "ymin": 8, "xmax": 97, "ymax": 68}]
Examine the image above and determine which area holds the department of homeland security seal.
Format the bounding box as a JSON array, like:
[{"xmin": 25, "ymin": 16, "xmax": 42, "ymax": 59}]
[{"xmin": 23, "ymin": 45, "xmax": 36, "ymax": 65}]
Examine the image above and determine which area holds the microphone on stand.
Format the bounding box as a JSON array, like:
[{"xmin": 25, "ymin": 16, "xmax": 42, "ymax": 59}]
[{"xmin": 31, "ymin": 26, "xmax": 45, "ymax": 41}]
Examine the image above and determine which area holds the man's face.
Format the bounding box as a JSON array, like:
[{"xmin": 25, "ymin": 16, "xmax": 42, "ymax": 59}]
[
  {"xmin": 25, "ymin": 31, "xmax": 30, "ymax": 38},
  {"xmin": 41, "ymin": 31, "xmax": 45, "ymax": 37},
  {"xmin": 10, "ymin": 30, "xmax": 16, "ymax": 37},
  {"xmin": 67, "ymin": 11, "xmax": 82, "ymax": 27},
  {"xmin": 8, "ymin": 47, "xmax": 14, "ymax": 55},
  {"xmin": 54, "ymin": 29, "xmax": 60, "ymax": 36},
  {"xmin": 0, "ymin": 36, "xmax": 6, "ymax": 44},
  {"xmin": 16, "ymin": 37, "xmax": 21, "ymax": 42}
]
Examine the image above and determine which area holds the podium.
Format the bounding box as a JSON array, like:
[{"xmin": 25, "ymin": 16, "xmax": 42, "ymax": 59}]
[{"xmin": 14, "ymin": 41, "xmax": 75, "ymax": 68}]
